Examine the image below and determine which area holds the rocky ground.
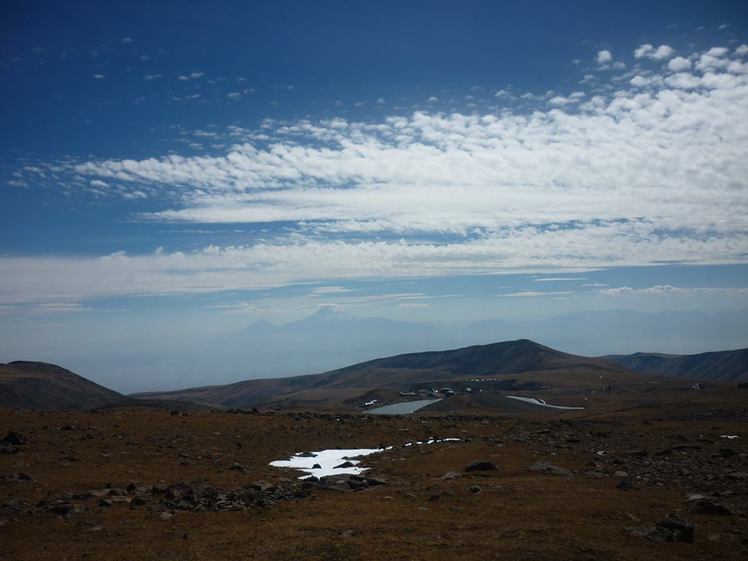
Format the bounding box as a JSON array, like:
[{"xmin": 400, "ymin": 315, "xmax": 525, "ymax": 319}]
[{"xmin": 1, "ymin": 404, "xmax": 746, "ymax": 560}]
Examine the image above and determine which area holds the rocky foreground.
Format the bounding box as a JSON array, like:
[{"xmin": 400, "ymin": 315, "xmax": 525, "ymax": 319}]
[{"xmin": 1, "ymin": 406, "xmax": 746, "ymax": 560}]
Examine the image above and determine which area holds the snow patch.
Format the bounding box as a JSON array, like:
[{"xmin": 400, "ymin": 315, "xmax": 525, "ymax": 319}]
[{"xmin": 505, "ymin": 395, "xmax": 585, "ymax": 410}]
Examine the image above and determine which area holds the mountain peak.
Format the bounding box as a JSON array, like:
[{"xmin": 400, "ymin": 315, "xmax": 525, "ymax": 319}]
[{"xmin": 8, "ymin": 361, "xmax": 79, "ymax": 378}]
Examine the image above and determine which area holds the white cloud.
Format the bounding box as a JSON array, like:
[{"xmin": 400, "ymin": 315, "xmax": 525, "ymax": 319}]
[
  {"xmin": 664, "ymin": 72, "xmax": 701, "ymax": 89},
  {"xmin": 667, "ymin": 56, "xmax": 691, "ymax": 72},
  {"xmin": 500, "ymin": 291, "xmax": 573, "ymax": 298},
  {"xmin": 737, "ymin": 45, "xmax": 748, "ymax": 56},
  {"xmin": 92, "ymin": 74, "xmax": 106, "ymax": 79},
  {"xmin": 696, "ymin": 48, "xmax": 730, "ymax": 72},
  {"xmin": 596, "ymin": 50, "xmax": 612, "ymax": 64},
  {"xmin": 178, "ymin": 71, "xmax": 204, "ymax": 81},
  {"xmin": 635, "ymin": 44, "xmax": 674, "ymax": 60},
  {"xmin": 600, "ymin": 285, "xmax": 748, "ymax": 297},
  {"xmin": 65, "ymin": 54, "xmax": 748, "ymax": 239},
  {"xmin": 121, "ymin": 37, "xmax": 134, "ymax": 44},
  {"xmin": 2, "ymin": 220, "xmax": 746, "ymax": 307},
  {"xmin": 310, "ymin": 286, "xmax": 352, "ymax": 295},
  {"xmin": 601, "ymin": 285, "xmax": 681, "ymax": 296},
  {"xmin": 9, "ymin": 42, "xmax": 748, "ymax": 306}
]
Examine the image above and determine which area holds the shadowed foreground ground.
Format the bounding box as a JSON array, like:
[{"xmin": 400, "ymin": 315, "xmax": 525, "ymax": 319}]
[{"xmin": 1, "ymin": 401, "xmax": 746, "ymax": 561}]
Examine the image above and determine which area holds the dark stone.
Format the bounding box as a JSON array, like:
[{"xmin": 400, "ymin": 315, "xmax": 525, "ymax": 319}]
[
  {"xmin": 617, "ymin": 479, "xmax": 635, "ymax": 491},
  {"xmin": 334, "ymin": 461, "xmax": 355, "ymax": 469},
  {"xmin": 528, "ymin": 461, "xmax": 573, "ymax": 477},
  {"xmin": 687, "ymin": 495, "xmax": 733, "ymax": 515},
  {"xmin": 247, "ymin": 481, "xmax": 273, "ymax": 492},
  {"xmin": 3, "ymin": 432, "xmax": 25, "ymax": 446},
  {"xmin": 655, "ymin": 444, "xmax": 701, "ymax": 456},
  {"xmin": 311, "ymin": 463, "xmax": 322, "ymax": 469},
  {"xmin": 318, "ymin": 475, "xmax": 351, "ymax": 492},
  {"xmin": 0, "ymin": 472, "xmax": 33, "ymax": 483},
  {"xmin": 365, "ymin": 476, "xmax": 387, "ymax": 486},
  {"xmin": 633, "ymin": 514, "xmax": 696, "ymax": 543},
  {"xmin": 130, "ymin": 496, "xmax": 147, "ymax": 507},
  {"xmin": 441, "ymin": 471, "xmax": 461, "ymax": 480},
  {"xmin": 465, "ymin": 460, "xmax": 497, "ymax": 472},
  {"xmin": 347, "ymin": 478, "xmax": 367, "ymax": 490},
  {"xmin": 51, "ymin": 502, "xmax": 75, "ymax": 517},
  {"xmin": 654, "ymin": 514, "xmax": 695, "ymax": 543},
  {"xmin": 0, "ymin": 442, "xmax": 19, "ymax": 455}
]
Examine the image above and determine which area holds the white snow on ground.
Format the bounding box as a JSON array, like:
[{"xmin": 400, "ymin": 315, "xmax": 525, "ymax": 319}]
[
  {"xmin": 403, "ymin": 437, "xmax": 460, "ymax": 447},
  {"xmin": 505, "ymin": 395, "xmax": 585, "ymax": 410},
  {"xmin": 269, "ymin": 448, "xmax": 385, "ymax": 478},
  {"xmin": 271, "ymin": 438, "xmax": 462, "ymax": 478}
]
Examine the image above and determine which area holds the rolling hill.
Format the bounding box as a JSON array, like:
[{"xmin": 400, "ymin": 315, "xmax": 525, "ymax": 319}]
[
  {"xmin": 134, "ymin": 339, "xmax": 636, "ymax": 409},
  {"xmin": 0, "ymin": 361, "xmax": 126, "ymax": 410},
  {"xmin": 604, "ymin": 347, "xmax": 748, "ymax": 381}
]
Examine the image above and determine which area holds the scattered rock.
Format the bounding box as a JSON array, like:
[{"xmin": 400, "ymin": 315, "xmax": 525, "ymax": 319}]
[
  {"xmin": 528, "ymin": 461, "xmax": 573, "ymax": 477},
  {"xmin": 130, "ymin": 496, "xmax": 147, "ymax": 507},
  {"xmin": 0, "ymin": 473, "xmax": 33, "ymax": 483},
  {"xmin": 3, "ymin": 432, "xmax": 26, "ymax": 446},
  {"xmin": 654, "ymin": 444, "xmax": 701, "ymax": 457},
  {"xmin": 464, "ymin": 460, "xmax": 497, "ymax": 472},
  {"xmin": 629, "ymin": 514, "xmax": 695, "ymax": 543},
  {"xmin": 49, "ymin": 502, "xmax": 75, "ymax": 518},
  {"xmin": 686, "ymin": 494, "xmax": 733, "ymax": 515},
  {"xmin": 620, "ymin": 449, "xmax": 647, "ymax": 457},
  {"xmin": 318, "ymin": 474, "xmax": 353, "ymax": 492},
  {"xmin": 334, "ymin": 461, "xmax": 355, "ymax": 469},
  {"xmin": 247, "ymin": 480, "xmax": 273, "ymax": 492},
  {"xmin": 365, "ymin": 476, "xmax": 387, "ymax": 486},
  {"xmin": 158, "ymin": 511, "xmax": 174, "ymax": 521},
  {"xmin": 0, "ymin": 441, "xmax": 19, "ymax": 455},
  {"xmin": 617, "ymin": 479, "xmax": 635, "ymax": 491},
  {"xmin": 441, "ymin": 471, "xmax": 462, "ymax": 480}
]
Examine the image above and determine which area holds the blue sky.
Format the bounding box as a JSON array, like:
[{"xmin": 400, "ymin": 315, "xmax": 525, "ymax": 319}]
[{"xmin": 1, "ymin": 1, "xmax": 748, "ymax": 390}]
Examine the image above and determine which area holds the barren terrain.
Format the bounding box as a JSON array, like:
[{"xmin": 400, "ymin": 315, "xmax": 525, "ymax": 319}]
[{"xmin": 2, "ymin": 387, "xmax": 746, "ymax": 561}]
